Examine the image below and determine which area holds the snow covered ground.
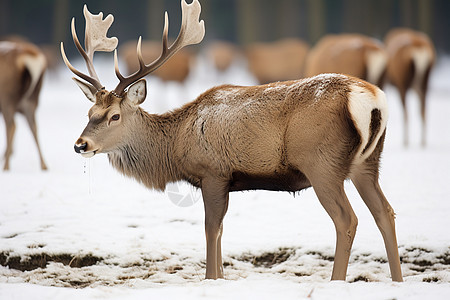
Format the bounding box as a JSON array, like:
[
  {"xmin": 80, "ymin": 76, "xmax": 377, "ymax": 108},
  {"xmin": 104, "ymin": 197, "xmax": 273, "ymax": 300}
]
[{"xmin": 0, "ymin": 54, "xmax": 449, "ymax": 299}]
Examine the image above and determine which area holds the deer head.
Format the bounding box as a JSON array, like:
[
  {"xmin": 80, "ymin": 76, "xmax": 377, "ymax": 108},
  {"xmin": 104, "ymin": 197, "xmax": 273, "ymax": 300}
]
[{"xmin": 61, "ymin": 0, "xmax": 205, "ymax": 157}]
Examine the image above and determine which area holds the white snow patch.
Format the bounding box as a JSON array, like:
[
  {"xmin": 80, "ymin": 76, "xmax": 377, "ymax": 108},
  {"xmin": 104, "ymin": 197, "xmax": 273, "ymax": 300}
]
[{"xmin": 0, "ymin": 56, "xmax": 449, "ymax": 299}]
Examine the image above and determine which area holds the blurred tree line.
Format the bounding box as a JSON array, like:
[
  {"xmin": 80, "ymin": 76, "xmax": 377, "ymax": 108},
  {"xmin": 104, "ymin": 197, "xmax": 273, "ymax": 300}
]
[{"xmin": 0, "ymin": 0, "xmax": 449, "ymax": 54}]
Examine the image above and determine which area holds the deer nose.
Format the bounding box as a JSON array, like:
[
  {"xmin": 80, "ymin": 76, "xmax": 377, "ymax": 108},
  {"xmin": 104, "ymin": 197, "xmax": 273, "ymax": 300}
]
[{"xmin": 74, "ymin": 141, "xmax": 87, "ymax": 153}]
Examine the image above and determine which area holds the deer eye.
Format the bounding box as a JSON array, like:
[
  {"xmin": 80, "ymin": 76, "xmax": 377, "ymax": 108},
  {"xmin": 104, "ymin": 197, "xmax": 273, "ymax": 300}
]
[{"xmin": 111, "ymin": 114, "xmax": 120, "ymax": 121}]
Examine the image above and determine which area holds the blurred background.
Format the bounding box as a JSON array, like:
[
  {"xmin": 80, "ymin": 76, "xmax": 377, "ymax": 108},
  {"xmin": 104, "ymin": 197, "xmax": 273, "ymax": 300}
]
[{"xmin": 0, "ymin": 0, "xmax": 449, "ymax": 54}]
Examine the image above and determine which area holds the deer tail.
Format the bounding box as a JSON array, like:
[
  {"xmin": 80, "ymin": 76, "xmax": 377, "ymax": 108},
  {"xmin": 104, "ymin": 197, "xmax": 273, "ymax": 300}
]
[{"xmin": 18, "ymin": 51, "xmax": 47, "ymax": 100}]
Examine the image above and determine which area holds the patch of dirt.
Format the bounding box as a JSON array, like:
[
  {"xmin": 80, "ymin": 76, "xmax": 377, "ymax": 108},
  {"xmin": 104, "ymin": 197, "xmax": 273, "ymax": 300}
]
[
  {"xmin": 1, "ymin": 245, "xmax": 449, "ymax": 287},
  {"xmin": 306, "ymin": 251, "xmax": 334, "ymax": 262},
  {"xmin": 232, "ymin": 247, "xmax": 295, "ymax": 268},
  {"xmin": 436, "ymin": 251, "xmax": 450, "ymax": 265},
  {"xmin": 0, "ymin": 252, "xmax": 103, "ymax": 271},
  {"xmin": 351, "ymin": 275, "xmax": 370, "ymax": 282},
  {"xmin": 400, "ymin": 247, "xmax": 450, "ymax": 270},
  {"xmin": 423, "ymin": 276, "xmax": 440, "ymax": 282}
]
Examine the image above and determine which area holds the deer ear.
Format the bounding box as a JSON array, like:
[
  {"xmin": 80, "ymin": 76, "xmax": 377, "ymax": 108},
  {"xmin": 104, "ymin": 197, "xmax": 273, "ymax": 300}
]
[
  {"xmin": 72, "ymin": 78, "xmax": 96, "ymax": 102},
  {"xmin": 126, "ymin": 79, "xmax": 147, "ymax": 105}
]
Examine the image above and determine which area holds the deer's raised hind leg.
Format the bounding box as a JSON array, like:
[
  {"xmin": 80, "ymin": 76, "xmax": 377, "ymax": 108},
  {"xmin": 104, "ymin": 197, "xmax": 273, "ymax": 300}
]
[
  {"xmin": 201, "ymin": 177, "xmax": 229, "ymax": 279},
  {"xmin": 311, "ymin": 179, "xmax": 358, "ymax": 281},
  {"xmin": 351, "ymin": 167, "xmax": 403, "ymax": 282}
]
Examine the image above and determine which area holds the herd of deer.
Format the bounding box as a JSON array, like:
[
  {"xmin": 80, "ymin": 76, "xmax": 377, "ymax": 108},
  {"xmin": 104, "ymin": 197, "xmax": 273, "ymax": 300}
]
[{"xmin": 0, "ymin": 0, "xmax": 437, "ymax": 283}]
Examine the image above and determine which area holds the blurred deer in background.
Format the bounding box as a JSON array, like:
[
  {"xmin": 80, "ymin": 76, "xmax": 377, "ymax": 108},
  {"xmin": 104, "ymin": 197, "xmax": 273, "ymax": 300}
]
[
  {"xmin": 304, "ymin": 34, "xmax": 387, "ymax": 87},
  {"xmin": 120, "ymin": 40, "xmax": 195, "ymax": 83},
  {"xmin": 385, "ymin": 28, "xmax": 435, "ymax": 147},
  {"xmin": 245, "ymin": 38, "xmax": 310, "ymax": 84},
  {"xmin": 61, "ymin": 0, "xmax": 402, "ymax": 282},
  {"xmin": 206, "ymin": 40, "xmax": 239, "ymax": 73},
  {"xmin": 0, "ymin": 40, "xmax": 47, "ymax": 170}
]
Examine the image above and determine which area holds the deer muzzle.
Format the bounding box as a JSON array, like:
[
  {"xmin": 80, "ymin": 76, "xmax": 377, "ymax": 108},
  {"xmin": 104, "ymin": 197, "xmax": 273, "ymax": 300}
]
[
  {"xmin": 74, "ymin": 142, "xmax": 87, "ymax": 153},
  {"xmin": 74, "ymin": 138, "xmax": 97, "ymax": 158}
]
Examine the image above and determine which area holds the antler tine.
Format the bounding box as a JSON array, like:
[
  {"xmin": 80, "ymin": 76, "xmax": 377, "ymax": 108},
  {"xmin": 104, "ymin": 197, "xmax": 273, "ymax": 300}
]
[
  {"xmin": 113, "ymin": 0, "xmax": 205, "ymax": 96},
  {"xmin": 61, "ymin": 5, "xmax": 118, "ymax": 92},
  {"xmin": 169, "ymin": 0, "xmax": 205, "ymax": 53},
  {"xmin": 137, "ymin": 37, "xmax": 147, "ymax": 68},
  {"xmin": 70, "ymin": 17, "xmax": 103, "ymax": 90},
  {"xmin": 161, "ymin": 12, "xmax": 170, "ymax": 58},
  {"xmin": 114, "ymin": 36, "xmax": 148, "ymax": 94},
  {"xmin": 114, "ymin": 49, "xmax": 124, "ymax": 82},
  {"xmin": 61, "ymin": 41, "xmax": 102, "ymax": 90}
]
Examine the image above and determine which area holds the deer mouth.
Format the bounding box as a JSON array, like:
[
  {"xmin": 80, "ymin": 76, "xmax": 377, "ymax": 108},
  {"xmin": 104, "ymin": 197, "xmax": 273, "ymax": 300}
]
[
  {"xmin": 74, "ymin": 141, "xmax": 98, "ymax": 158},
  {"xmin": 80, "ymin": 150, "xmax": 97, "ymax": 158}
]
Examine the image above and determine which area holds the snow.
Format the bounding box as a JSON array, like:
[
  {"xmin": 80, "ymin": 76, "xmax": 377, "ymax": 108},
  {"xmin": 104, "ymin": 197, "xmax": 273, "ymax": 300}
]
[{"xmin": 0, "ymin": 54, "xmax": 449, "ymax": 299}]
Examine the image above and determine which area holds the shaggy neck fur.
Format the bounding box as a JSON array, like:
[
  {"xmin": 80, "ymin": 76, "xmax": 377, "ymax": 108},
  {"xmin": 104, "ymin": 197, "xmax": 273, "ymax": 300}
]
[{"xmin": 108, "ymin": 108, "xmax": 182, "ymax": 191}]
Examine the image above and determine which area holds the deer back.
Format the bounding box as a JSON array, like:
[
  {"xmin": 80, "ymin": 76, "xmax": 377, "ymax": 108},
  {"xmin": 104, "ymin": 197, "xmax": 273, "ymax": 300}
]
[
  {"xmin": 169, "ymin": 74, "xmax": 385, "ymax": 191},
  {"xmin": 304, "ymin": 34, "xmax": 386, "ymax": 87},
  {"xmin": 245, "ymin": 38, "xmax": 310, "ymax": 84}
]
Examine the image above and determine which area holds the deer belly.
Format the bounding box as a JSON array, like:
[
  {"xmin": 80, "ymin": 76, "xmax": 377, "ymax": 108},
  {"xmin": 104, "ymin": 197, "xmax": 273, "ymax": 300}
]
[{"xmin": 229, "ymin": 169, "xmax": 311, "ymax": 192}]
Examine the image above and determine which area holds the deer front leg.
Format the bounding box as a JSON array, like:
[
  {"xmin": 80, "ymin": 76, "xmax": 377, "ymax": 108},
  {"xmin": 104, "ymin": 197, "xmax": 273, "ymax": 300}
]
[{"xmin": 201, "ymin": 177, "xmax": 229, "ymax": 279}]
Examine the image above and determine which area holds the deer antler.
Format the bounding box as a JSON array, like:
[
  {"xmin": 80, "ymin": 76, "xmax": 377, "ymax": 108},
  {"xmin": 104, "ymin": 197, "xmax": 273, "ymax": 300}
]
[
  {"xmin": 60, "ymin": 5, "xmax": 118, "ymax": 91},
  {"xmin": 113, "ymin": 0, "xmax": 205, "ymax": 96}
]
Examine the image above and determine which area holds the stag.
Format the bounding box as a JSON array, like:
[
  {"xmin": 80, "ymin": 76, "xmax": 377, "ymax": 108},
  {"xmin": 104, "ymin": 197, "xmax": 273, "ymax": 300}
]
[
  {"xmin": 0, "ymin": 40, "xmax": 47, "ymax": 170},
  {"xmin": 304, "ymin": 34, "xmax": 387, "ymax": 87},
  {"xmin": 206, "ymin": 40, "xmax": 239, "ymax": 73},
  {"xmin": 61, "ymin": 0, "xmax": 403, "ymax": 282},
  {"xmin": 384, "ymin": 28, "xmax": 435, "ymax": 147}
]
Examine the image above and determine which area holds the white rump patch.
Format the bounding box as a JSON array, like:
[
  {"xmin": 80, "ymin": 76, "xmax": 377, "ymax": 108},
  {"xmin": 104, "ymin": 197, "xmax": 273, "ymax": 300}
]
[
  {"xmin": 348, "ymin": 84, "xmax": 388, "ymax": 165},
  {"xmin": 18, "ymin": 52, "xmax": 47, "ymax": 100},
  {"xmin": 0, "ymin": 41, "xmax": 16, "ymax": 54},
  {"xmin": 366, "ymin": 49, "xmax": 387, "ymax": 85},
  {"xmin": 411, "ymin": 47, "xmax": 433, "ymax": 85}
]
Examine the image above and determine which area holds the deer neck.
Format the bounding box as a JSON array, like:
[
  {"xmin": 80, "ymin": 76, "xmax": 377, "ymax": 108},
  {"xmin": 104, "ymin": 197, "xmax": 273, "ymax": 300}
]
[{"xmin": 108, "ymin": 108, "xmax": 182, "ymax": 191}]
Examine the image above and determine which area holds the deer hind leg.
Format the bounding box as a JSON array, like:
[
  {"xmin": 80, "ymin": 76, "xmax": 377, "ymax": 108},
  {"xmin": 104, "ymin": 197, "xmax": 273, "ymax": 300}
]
[
  {"xmin": 350, "ymin": 166, "xmax": 403, "ymax": 282},
  {"xmin": 399, "ymin": 88, "xmax": 409, "ymax": 147},
  {"xmin": 416, "ymin": 67, "xmax": 431, "ymax": 148},
  {"xmin": 310, "ymin": 177, "xmax": 358, "ymax": 281},
  {"xmin": 418, "ymin": 90, "xmax": 427, "ymax": 147},
  {"xmin": 201, "ymin": 177, "xmax": 229, "ymax": 279},
  {"xmin": 2, "ymin": 108, "xmax": 16, "ymax": 171},
  {"xmin": 22, "ymin": 102, "xmax": 47, "ymax": 170}
]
